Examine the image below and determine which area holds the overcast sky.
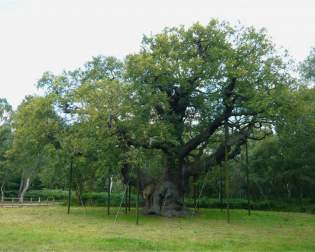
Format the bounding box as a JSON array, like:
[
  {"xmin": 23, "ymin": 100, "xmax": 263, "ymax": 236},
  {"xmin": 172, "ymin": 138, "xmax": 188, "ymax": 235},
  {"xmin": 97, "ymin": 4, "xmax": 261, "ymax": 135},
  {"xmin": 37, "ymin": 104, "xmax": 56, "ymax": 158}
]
[{"xmin": 1, "ymin": 0, "xmax": 314, "ymax": 108}]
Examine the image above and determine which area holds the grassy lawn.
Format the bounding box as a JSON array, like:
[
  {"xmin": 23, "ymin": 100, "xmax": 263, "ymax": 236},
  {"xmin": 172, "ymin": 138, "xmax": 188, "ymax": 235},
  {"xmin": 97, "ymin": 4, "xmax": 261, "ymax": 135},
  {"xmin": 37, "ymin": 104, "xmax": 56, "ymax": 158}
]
[{"xmin": 0, "ymin": 206, "xmax": 314, "ymax": 251}]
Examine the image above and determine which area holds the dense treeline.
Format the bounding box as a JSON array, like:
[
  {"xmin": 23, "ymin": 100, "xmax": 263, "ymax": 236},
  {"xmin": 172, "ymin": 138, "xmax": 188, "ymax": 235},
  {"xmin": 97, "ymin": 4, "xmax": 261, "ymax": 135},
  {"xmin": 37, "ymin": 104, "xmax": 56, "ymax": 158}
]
[{"xmin": 1, "ymin": 20, "xmax": 315, "ymax": 215}]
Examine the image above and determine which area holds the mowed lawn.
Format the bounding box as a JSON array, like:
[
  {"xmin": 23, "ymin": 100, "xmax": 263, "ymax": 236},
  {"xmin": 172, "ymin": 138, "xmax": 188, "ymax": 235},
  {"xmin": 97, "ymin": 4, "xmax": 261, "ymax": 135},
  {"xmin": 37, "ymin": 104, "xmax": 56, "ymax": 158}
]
[{"xmin": 0, "ymin": 206, "xmax": 314, "ymax": 252}]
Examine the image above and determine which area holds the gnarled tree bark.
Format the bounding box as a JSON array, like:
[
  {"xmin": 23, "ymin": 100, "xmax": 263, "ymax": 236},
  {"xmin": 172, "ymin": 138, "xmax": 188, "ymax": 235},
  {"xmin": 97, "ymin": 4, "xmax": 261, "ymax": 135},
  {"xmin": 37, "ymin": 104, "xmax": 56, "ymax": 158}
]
[
  {"xmin": 19, "ymin": 177, "xmax": 30, "ymax": 203},
  {"xmin": 1, "ymin": 182, "xmax": 5, "ymax": 202}
]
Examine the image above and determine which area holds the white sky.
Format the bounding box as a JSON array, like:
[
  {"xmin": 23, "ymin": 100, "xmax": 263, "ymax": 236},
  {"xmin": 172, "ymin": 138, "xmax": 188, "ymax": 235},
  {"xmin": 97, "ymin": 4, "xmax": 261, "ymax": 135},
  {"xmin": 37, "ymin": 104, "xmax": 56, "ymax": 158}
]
[{"xmin": 0, "ymin": 0, "xmax": 314, "ymax": 108}]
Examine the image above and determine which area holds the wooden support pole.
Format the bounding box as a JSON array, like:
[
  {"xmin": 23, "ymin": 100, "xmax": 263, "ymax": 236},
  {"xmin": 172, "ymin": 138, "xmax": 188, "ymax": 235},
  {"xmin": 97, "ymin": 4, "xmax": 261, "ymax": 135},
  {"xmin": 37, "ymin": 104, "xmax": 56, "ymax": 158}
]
[
  {"xmin": 128, "ymin": 183, "xmax": 131, "ymax": 212},
  {"xmin": 224, "ymin": 118, "xmax": 230, "ymax": 223},
  {"xmin": 136, "ymin": 168, "xmax": 140, "ymax": 225},
  {"xmin": 219, "ymin": 164, "xmax": 224, "ymax": 212},
  {"xmin": 182, "ymin": 164, "xmax": 185, "ymax": 208},
  {"xmin": 193, "ymin": 176, "xmax": 197, "ymax": 211},
  {"xmin": 107, "ymin": 175, "xmax": 111, "ymax": 216},
  {"xmin": 125, "ymin": 185, "xmax": 128, "ymax": 214},
  {"xmin": 245, "ymin": 140, "xmax": 251, "ymax": 216},
  {"xmin": 67, "ymin": 156, "xmax": 73, "ymax": 215}
]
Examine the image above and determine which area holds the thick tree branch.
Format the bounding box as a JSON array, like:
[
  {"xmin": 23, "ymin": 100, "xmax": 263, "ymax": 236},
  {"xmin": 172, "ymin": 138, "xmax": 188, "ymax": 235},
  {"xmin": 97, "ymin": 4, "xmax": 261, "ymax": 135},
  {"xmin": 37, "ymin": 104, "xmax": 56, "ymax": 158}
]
[
  {"xmin": 179, "ymin": 78, "xmax": 237, "ymax": 158},
  {"xmin": 116, "ymin": 126, "xmax": 174, "ymax": 154},
  {"xmin": 187, "ymin": 124, "xmax": 252, "ymax": 177}
]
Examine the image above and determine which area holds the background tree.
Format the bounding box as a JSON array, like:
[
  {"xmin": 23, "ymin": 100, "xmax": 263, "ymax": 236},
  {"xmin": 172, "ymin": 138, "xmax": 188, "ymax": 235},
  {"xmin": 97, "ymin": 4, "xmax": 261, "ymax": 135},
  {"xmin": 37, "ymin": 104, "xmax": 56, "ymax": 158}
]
[
  {"xmin": 275, "ymin": 88, "xmax": 315, "ymax": 200},
  {"xmin": 300, "ymin": 47, "xmax": 315, "ymax": 84},
  {"xmin": 0, "ymin": 98, "xmax": 13, "ymax": 201},
  {"xmin": 37, "ymin": 56, "xmax": 126, "ymax": 201},
  {"xmin": 8, "ymin": 96, "xmax": 61, "ymax": 202}
]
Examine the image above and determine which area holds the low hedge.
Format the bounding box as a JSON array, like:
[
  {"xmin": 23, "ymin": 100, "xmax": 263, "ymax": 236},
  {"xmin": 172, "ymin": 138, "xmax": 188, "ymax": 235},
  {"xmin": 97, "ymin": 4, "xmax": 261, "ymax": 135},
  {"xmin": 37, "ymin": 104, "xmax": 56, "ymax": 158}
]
[
  {"xmin": 26, "ymin": 189, "xmax": 68, "ymax": 200},
  {"xmin": 16, "ymin": 189, "xmax": 315, "ymax": 214}
]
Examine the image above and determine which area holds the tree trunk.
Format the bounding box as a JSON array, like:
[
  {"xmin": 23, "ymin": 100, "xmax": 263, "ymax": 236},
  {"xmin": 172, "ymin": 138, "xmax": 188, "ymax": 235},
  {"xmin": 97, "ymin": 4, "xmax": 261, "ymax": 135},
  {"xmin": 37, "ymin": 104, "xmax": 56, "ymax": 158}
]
[
  {"xmin": 142, "ymin": 160, "xmax": 187, "ymax": 217},
  {"xmin": 18, "ymin": 176, "xmax": 24, "ymax": 198},
  {"xmin": 75, "ymin": 180, "xmax": 84, "ymax": 207},
  {"xmin": 1, "ymin": 182, "xmax": 5, "ymax": 202},
  {"xmin": 143, "ymin": 180, "xmax": 188, "ymax": 217},
  {"xmin": 110, "ymin": 176, "xmax": 113, "ymax": 193},
  {"xmin": 19, "ymin": 177, "xmax": 30, "ymax": 203},
  {"xmin": 286, "ymin": 183, "xmax": 291, "ymax": 200}
]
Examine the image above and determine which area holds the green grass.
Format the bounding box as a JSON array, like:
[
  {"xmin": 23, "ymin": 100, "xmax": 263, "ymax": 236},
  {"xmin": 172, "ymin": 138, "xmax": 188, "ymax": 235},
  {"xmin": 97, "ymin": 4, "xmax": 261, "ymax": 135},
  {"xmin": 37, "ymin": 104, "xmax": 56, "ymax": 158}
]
[{"xmin": 0, "ymin": 206, "xmax": 314, "ymax": 251}]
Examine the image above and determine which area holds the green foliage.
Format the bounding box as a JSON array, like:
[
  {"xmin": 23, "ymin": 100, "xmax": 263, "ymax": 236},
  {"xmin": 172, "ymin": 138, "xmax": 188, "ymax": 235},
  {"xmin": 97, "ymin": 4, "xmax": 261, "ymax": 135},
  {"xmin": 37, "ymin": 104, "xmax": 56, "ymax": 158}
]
[
  {"xmin": 125, "ymin": 21, "xmax": 292, "ymax": 148},
  {"xmin": 248, "ymin": 88, "xmax": 315, "ymax": 200},
  {"xmin": 0, "ymin": 98, "xmax": 13, "ymax": 189},
  {"xmin": 300, "ymin": 47, "xmax": 315, "ymax": 83},
  {"xmin": 8, "ymin": 96, "xmax": 62, "ymax": 181}
]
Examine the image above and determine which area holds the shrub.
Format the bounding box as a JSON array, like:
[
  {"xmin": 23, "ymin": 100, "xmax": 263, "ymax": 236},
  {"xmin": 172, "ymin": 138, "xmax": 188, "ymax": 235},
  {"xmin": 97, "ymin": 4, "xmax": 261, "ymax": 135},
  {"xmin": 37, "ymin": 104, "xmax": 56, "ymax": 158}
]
[{"xmin": 17, "ymin": 189, "xmax": 315, "ymax": 214}]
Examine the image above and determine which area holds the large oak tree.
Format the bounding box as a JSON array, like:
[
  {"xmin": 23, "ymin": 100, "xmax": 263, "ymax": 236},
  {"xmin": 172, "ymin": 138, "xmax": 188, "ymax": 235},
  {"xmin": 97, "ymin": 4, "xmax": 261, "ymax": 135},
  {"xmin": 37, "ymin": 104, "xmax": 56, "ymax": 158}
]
[
  {"xmin": 38, "ymin": 20, "xmax": 294, "ymax": 216},
  {"xmin": 120, "ymin": 21, "xmax": 293, "ymax": 215}
]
